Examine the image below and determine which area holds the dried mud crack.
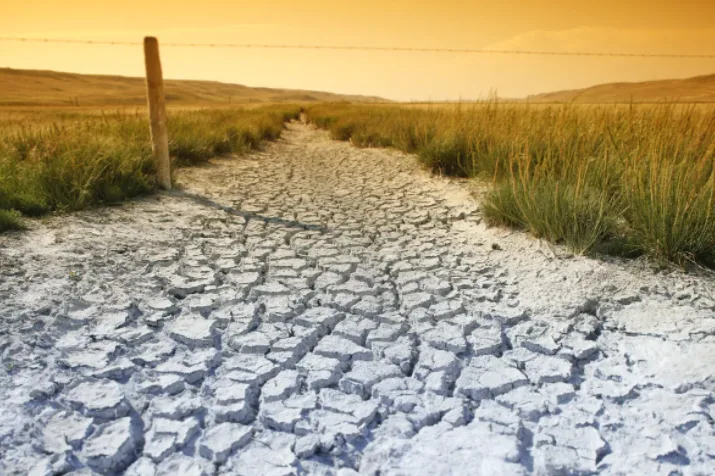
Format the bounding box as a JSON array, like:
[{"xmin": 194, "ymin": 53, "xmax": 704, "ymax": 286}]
[{"xmin": 1, "ymin": 122, "xmax": 715, "ymax": 475}]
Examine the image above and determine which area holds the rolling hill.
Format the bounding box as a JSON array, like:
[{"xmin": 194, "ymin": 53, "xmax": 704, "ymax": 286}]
[
  {"xmin": 0, "ymin": 68, "xmax": 387, "ymax": 106},
  {"xmin": 528, "ymin": 73, "xmax": 715, "ymax": 103}
]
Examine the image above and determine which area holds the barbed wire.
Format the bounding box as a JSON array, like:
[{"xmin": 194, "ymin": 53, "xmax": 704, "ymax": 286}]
[{"xmin": 1, "ymin": 36, "xmax": 715, "ymax": 59}]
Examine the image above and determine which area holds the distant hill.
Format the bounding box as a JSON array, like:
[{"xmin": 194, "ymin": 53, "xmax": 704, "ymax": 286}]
[
  {"xmin": 0, "ymin": 68, "xmax": 387, "ymax": 106},
  {"xmin": 528, "ymin": 73, "xmax": 715, "ymax": 103}
]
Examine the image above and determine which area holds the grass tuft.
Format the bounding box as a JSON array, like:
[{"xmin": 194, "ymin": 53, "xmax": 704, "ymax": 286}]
[
  {"xmin": 0, "ymin": 105, "xmax": 300, "ymax": 228},
  {"xmin": 307, "ymin": 103, "xmax": 715, "ymax": 267},
  {"xmin": 0, "ymin": 209, "xmax": 23, "ymax": 232}
]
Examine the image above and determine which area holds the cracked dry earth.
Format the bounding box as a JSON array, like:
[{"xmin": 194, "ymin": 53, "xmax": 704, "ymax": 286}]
[{"xmin": 1, "ymin": 122, "xmax": 715, "ymax": 476}]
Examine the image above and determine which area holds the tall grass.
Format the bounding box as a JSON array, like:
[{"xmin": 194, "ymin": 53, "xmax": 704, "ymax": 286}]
[
  {"xmin": 0, "ymin": 105, "xmax": 300, "ymax": 231},
  {"xmin": 306, "ymin": 103, "xmax": 715, "ymax": 267}
]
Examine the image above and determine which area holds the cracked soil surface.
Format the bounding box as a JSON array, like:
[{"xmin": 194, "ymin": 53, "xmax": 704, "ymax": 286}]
[{"xmin": 1, "ymin": 122, "xmax": 715, "ymax": 475}]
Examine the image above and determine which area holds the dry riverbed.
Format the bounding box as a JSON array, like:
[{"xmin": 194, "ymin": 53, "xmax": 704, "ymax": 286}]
[{"xmin": 1, "ymin": 122, "xmax": 714, "ymax": 475}]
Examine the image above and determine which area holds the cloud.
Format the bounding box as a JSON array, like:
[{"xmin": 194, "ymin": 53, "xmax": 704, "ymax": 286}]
[{"xmin": 483, "ymin": 27, "xmax": 715, "ymax": 55}]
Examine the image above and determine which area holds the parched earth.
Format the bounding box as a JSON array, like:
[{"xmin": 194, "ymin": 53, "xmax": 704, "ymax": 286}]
[{"xmin": 1, "ymin": 122, "xmax": 715, "ymax": 475}]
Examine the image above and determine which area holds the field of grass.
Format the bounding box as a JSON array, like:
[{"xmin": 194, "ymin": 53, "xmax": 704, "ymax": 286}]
[
  {"xmin": 0, "ymin": 105, "xmax": 301, "ymax": 231},
  {"xmin": 306, "ymin": 103, "xmax": 715, "ymax": 267},
  {"xmin": 4, "ymin": 99, "xmax": 713, "ymax": 269}
]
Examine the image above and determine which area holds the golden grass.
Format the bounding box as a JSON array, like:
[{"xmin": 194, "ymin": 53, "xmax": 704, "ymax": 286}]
[
  {"xmin": 0, "ymin": 105, "xmax": 301, "ymax": 231},
  {"xmin": 306, "ymin": 103, "xmax": 715, "ymax": 267}
]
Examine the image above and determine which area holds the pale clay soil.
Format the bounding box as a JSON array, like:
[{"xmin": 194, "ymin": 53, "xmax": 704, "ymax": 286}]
[{"xmin": 1, "ymin": 122, "xmax": 715, "ymax": 476}]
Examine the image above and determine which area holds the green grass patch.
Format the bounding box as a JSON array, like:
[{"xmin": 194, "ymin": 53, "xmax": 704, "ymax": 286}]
[
  {"xmin": 306, "ymin": 103, "xmax": 715, "ymax": 267},
  {"xmin": 0, "ymin": 105, "xmax": 300, "ymax": 228},
  {"xmin": 0, "ymin": 209, "xmax": 23, "ymax": 232}
]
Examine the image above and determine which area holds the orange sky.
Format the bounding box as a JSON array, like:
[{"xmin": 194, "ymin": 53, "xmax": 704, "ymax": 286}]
[{"xmin": 2, "ymin": 0, "xmax": 715, "ymax": 100}]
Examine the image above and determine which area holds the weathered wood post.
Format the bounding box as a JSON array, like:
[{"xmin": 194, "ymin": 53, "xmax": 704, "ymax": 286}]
[{"xmin": 143, "ymin": 36, "xmax": 171, "ymax": 190}]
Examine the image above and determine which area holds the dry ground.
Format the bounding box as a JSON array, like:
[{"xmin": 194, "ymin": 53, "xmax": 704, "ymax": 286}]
[{"xmin": 1, "ymin": 122, "xmax": 714, "ymax": 475}]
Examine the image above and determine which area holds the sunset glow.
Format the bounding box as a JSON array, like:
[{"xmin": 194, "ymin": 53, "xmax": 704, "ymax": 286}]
[{"xmin": 2, "ymin": 0, "xmax": 715, "ymax": 100}]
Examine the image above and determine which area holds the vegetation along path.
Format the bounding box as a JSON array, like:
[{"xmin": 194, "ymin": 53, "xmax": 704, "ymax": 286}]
[{"xmin": 1, "ymin": 121, "xmax": 715, "ymax": 475}]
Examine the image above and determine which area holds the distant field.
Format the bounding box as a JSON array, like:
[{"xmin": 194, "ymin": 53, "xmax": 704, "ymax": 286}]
[
  {"xmin": 0, "ymin": 68, "xmax": 387, "ymax": 106},
  {"xmin": 0, "ymin": 105, "xmax": 301, "ymax": 231},
  {"xmin": 306, "ymin": 103, "xmax": 715, "ymax": 267},
  {"xmin": 527, "ymin": 73, "xmax": 715, "ymax": 104}
]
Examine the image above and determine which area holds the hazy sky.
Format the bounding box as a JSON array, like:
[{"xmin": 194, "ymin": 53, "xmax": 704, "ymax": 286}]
[{"xmin": 2, "ymin": 0, "xmax": 715, "ymax": 100}]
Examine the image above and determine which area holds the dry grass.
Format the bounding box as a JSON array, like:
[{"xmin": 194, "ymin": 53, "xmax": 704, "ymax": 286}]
[
  {"xmin": 0, "ymin": 105, "xmax": 301, "ymax": 231},
  {"xmin": 306, "ymin": 103, "xmax": 715, "ymax": 267}
]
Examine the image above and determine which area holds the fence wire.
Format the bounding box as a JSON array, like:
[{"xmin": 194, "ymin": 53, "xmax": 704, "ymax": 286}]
[{"xmin": 1, "ymin": 37, "xmax": 715, "ymax": 59}]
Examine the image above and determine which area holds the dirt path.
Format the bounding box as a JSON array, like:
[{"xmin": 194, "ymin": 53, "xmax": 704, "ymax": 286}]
[{"xmin": 1, "ymin": 122, "xmax": 714, "ymax": 475}]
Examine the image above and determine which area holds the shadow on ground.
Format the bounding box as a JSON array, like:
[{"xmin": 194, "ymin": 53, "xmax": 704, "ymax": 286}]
[{"xmin": 169, "ymin": 189, "xmax": 329, "ymax": 233}]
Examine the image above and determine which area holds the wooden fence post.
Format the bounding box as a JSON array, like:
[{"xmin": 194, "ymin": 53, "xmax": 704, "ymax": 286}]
[{"xmin": 143, "ymin": 36, "xmax": 171, "ymax": 190}]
